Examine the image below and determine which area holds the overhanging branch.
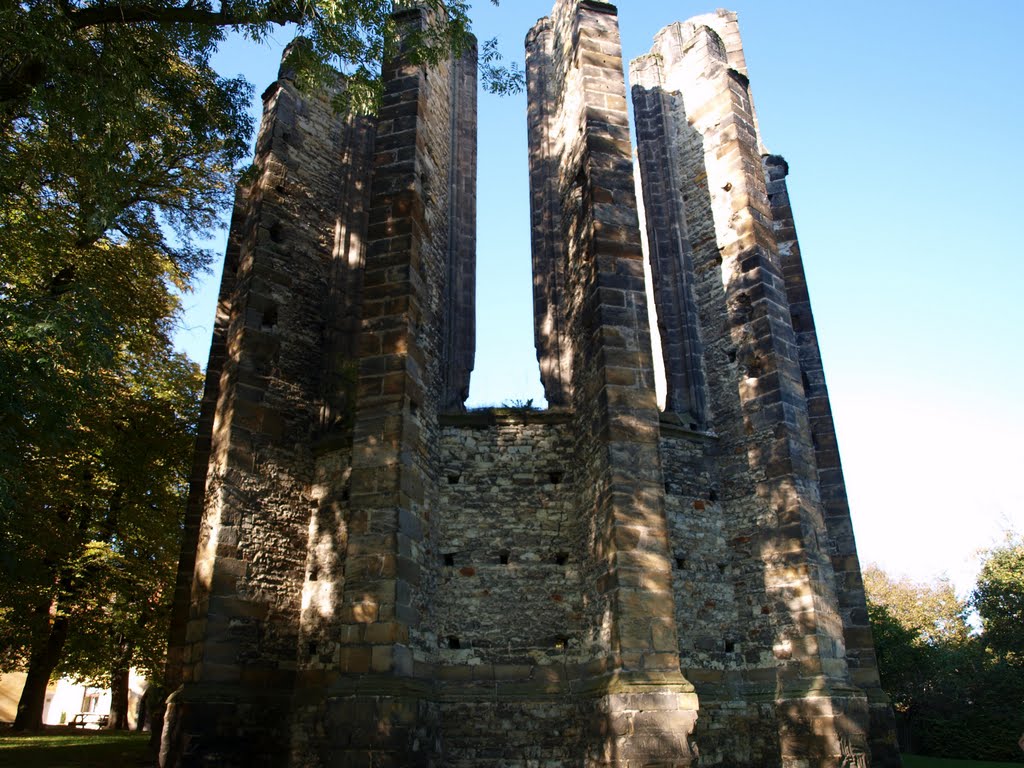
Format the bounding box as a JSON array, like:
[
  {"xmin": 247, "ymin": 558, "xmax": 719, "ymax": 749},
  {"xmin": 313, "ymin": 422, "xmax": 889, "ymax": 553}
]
[{"xmin": 67, "ymin": 2, "xmax": 304, "ymax": 31}]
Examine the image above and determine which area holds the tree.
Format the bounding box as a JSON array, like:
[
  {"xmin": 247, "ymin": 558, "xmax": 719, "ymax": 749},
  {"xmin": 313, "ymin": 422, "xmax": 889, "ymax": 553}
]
[
  {"xmin": 865, "ymin": 598, "xmax": 933, "ymax": 717},
  {"xmin": 0, "ymin": 116, "xmax": 219, "ymax": 640},
  {"xmin": 2, "ymin": 1, "xmax": 521, "ymax": 123},
  {"xmin": 0, "ymin": 2, "xmax": 252, "ymax": 500},
  {"xmin": 2, "ymin": 0, "xmax": 518, "ymax": 732},
  {"xmin": 0, "ymin": 51, "xmax": 211, "ymax": 719},
  {"xmin": 972, "ymin": 534, "xmax": 1024, "ymax": 659},
  {"xmin": 51, "ymin": 349, "xmax": 202, "ymax": 730},
  {"xmin": 865, "ymin": 563, "xmax": 1024, "ymax": 761},
  {"xmin": 863, "ymin": 567, "xmax": 975, "ymax": 743},
  {"xmin": 0, "ymin": 305, "xmax": 203, "ymax": 730},
  {"xmin": 863, "ymin": 565, "xmax": 970, "ymax": 646}
]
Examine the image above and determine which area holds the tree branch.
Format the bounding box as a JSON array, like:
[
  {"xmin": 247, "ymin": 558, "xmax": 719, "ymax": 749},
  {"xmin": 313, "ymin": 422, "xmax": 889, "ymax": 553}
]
[
  {"xmin": 67, "ymin": 2, "xmax": 304, "ymax": 31},
  {"xmin": 0, "ymin": 56, "xmax": 47, "ymax": 107}
]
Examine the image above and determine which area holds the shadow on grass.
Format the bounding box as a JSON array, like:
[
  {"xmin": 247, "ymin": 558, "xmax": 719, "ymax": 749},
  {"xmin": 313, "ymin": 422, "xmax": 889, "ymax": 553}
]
[
  {"xmin": 0, "ymin": 727, "xmax": 152, "ymax": 768},
  {"xmin": 903, "ymin": 755, "xmax": 1024, "ymax": 768}
]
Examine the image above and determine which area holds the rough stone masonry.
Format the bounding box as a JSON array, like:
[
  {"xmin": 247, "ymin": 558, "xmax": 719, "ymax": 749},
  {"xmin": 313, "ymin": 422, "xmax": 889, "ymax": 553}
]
[{"xmin": 160, "ymin": 2, "xmax": 900, "ymax": 766}]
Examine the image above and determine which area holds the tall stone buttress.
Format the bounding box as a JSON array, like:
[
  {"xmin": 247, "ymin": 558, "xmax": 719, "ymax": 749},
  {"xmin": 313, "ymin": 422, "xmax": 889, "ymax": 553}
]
[
  {"xmin": 631, "ymin": 10, "xmax": 899, "ymax": 767},
  {"xmin": 162, "ymin": 3, "xmax": 899, "ymax": 767}
]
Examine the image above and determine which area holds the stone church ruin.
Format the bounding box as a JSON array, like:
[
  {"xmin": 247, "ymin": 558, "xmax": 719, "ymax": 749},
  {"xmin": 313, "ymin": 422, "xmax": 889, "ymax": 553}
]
[{"xmin": 160, "ymin": 1, "xmax": 900, "ymax": 765}]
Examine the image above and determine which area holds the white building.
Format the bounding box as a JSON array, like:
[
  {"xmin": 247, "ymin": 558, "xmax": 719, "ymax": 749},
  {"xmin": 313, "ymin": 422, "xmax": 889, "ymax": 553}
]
[{"xmin": 0, "ymin": 671, "xmax": 148, "ymax": 728}]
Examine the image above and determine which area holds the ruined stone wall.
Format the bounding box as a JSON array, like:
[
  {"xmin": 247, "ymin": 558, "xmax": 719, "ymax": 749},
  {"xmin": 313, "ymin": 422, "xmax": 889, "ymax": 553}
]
[
  {"xmin": 632, "ymin": 13, "xmax": 898, "ymax": 768},
  {"xmin": 162, "ymin": 46, "xmax": 376, "ymax": 768},
  {"xmin": 432, "ymin": 412, "xmax": 589, "ymax": 766},
  {"xmin": 632, "ymin": 39, "xmax": 784, "ymax": 765},
  {"xmin": 526, "ymin": 2, "xmax": 701, "ymax": 765},
  {"xmin": 525, "ymin": 13, "xmax": 572, "ymax": 407},
  {"xmin": 764, "ymin": 155, "xmax": 900, "ymax": 765},
  {"xmin": 659, "ymin": 431, "xmax": 735, "ymax": 670},
  {"xmin": 165, "ymin": 186, "xmax": 244, "ymax": 697},
  {"xmin": 434, "ymin": 413, "xmax": 580, "ymax": 662},
  {"xmin": 528, "ymin": 0, "xmax": 673, "ymax": 674},
  {"xmin": 442, "ymin": 52, "xmax": 478, "ymax": 412},
  {"xmin": 312, "ymin": 8, "xmax": 475, "ymax": 763},
  {"xmin": 164, "ymin": 3, "xmax": 897, "ymax": 767},
  {"xmin": 631, "ymin": 78, "xmax": 707, "ymax": 426}
]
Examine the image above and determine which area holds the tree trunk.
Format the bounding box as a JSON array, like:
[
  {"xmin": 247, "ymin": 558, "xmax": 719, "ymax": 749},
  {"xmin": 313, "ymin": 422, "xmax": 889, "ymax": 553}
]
[
  {"xmin": 106, "ymin": 665, "xmax": 131, "ymax": 729},
  {"xmin": 13, "ymin": 614, "xmax": 69, "ymax": 731},
  {"xmin": 135, "ymin": 686, "xmax": 147, "ymax": 732},
  {"xmin": 146, "ymin": 685, "xmax": 166, "ymax": 749}
]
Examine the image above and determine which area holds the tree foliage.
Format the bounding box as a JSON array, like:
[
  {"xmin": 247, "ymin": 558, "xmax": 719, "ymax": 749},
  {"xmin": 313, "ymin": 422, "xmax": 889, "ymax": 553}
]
[
  {"xmin": 865, "ymin": 562, "xmax": 1024, "ymax": 762},
  {"xmin": 2, "ymin": 0, "xmax": 237, "ymax": 729},
  {"xmin": 972, "ymin": 534, "xmax": 1024, "ymax": 659},
  {"xmin": 0, "ymin": 271, "xmax": 203, "ymax": 729},
  {"xmin": 863, "ymin": 566, "xmax": 970, "ymax": 646},
  {"xmin": 2, "ymin": 1, "xmax": 521, "ymax": 121},
  {"xmin": 0, "ymin": 37, "xmax": 222, "ymax": 708},
  {"xmin": 1, "ymin": 1, "xmax": 252, "ymax": 503}
]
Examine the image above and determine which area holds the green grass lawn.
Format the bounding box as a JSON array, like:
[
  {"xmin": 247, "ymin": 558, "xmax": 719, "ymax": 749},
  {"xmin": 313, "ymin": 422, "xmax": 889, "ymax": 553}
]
[
  {"xmin": 0, "ymin": 728, "xmax": 152, "ymax": 768},
  {"xmin": 903, "ymin": 756, "xmax": 1024, "ymax": 768},
  {"xmin": 2, "ymin": 733, "xmax": 1021, "ymax": 768}
]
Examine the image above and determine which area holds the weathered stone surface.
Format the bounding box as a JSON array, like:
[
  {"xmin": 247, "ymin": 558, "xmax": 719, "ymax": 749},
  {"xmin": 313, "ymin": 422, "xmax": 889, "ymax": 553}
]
[
  {"xmin": 631, "ymin": 12, "xmax": 899, "ymax": 768},
  {"xmin": 631, "ymin": 65, "xmax": 708, "ymax": 426},
  {"xmin": 162, "ymin": 37, "xmax": 380, "ymax": 767},
  {"xmin": 163, "ymin": 3, "xmax": 897, "ymax": 767},
  {"xmin": 764, "ymin": 154, "xmax": 901, "ymax": 767},
  {"xmin": 525, "ymin": 15, "xmax": 573, "ymax": 407}
]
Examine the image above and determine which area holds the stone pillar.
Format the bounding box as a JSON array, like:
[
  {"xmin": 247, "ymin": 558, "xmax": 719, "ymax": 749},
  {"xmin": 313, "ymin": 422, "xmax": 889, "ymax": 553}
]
[
  {"xmin": 673, "ymin": 10, "xmax": 765, "ymax": 155},
  {"xmin": 290, "ymin": 83, "xmax": 377, "ymax": 768},
  {"xmin": 161, "ymin": 45, "xmax": 376, "ymax": 767},
  {"xmin": 526, "ymin": 16, "xmax": 573, "ymax": 407},
  {"xmin": 441, "ymin": 41, "xmax": 477, "ymax": 412},
  {"xmin": 632, "ymin": 18, "xmax": 873, "ymax": 767},
  {"xmin": 631, "ymin": 59, "xmax": 707, "ymax": 426},
  {"xmin": 765, "ymin": 154, "xmax": 901, "ymax": 767},
  {"xmin": 320, "ymin": 10, "xmax": 474, "ymax": 765},
  {"xmin": 529, "ymin": 2, "xmax": 699, "ymax": 765},
  {"xmin": 164, "ymin": 187, "xmax": 243, "ymax": 701},
  {"xmin": 316, "ymin": 119, "xmax": 376, "ymax": 437}
]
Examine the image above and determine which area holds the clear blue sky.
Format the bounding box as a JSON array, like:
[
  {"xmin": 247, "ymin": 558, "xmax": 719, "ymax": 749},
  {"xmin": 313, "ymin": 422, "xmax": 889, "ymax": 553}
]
[{"xmin": 174, "ymin": 0, "xmax": 1024, "ymax": 594}]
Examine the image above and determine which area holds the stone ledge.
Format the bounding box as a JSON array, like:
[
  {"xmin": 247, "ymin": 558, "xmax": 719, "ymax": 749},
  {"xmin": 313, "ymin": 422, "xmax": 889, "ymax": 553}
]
[
  {"xmin": 580, "ymin": 1, "xmax": 618, "ymax": 16},
  {"xmin": 439, "ymin": 407, "xmax": 574, "ymax": 428},
  {"xmin": 659, "ymin": 411, "xmax": 718, "ymax": 441},
  {"xmin": 310, "ymin": 431, "xmax": 353, "ymax": 456},
  {"xmin": 314, "ymin": 672, "xmax": 701, "ymax": 706}
]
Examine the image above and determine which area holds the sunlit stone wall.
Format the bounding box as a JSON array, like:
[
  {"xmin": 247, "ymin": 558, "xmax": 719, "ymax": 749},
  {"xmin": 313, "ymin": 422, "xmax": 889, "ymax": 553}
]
[{"xmin": 163, "ymin": 3, "xmax": 899, "ymax": 767}]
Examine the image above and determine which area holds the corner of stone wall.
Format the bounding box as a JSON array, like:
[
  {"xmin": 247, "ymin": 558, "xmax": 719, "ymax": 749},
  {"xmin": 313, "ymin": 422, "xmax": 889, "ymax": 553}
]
[
  {"xmin": 320, "ymin": 7, "xmax": 477, "ymax": 763},
  {"xmin": 528, "ymin": 1, "xmax": 701, "ymax": 764},
  {"xmin": 629, "ymin": 12, "xmax": 889, "ymax": 766},
  {"xmin": 763, "ymin": 152, "xmax": 901, "ymax": 768},
  {"xmin": 161, "ymin": 44, "xmax": 379, "ymax": 768}
]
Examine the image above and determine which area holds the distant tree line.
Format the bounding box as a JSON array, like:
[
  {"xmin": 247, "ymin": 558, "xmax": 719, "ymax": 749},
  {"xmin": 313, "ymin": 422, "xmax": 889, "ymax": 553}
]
[{"xmin": 865, "ymin": 537, "xmax": 1024, "ymax": 762}]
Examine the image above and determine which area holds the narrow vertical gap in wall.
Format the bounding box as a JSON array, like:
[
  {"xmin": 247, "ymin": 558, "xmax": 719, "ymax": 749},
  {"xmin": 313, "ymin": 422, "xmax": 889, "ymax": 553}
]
[
  {"xmin": 629, "ymin": 74, "xmax": 710, "ymax": 428},
  {"xmin": 465, "ymin": 73, "xmax": 547, "ymax": 409},
  {"xmin": 634, "ymin": 156, "xmax": 668, "ymax": 411}
]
